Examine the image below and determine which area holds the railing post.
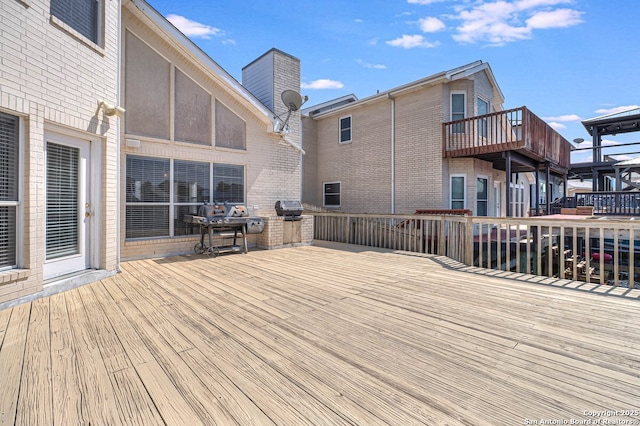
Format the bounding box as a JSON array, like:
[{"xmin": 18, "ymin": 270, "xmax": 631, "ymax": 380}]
[
  {"xmin": 439, "ymin": 217, "xmax": 446, "ymax": 256},
  {"xmin": 465, "ymin": 216, "xmax": 474, "ymax": 266}
]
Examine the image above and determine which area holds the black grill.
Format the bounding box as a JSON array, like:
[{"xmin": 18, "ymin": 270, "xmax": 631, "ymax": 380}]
[
  {"xmin": 183, "ymin": 203, "xmax": 264, "ymax": 257},
  {"xmin": 275, "ymin": 200, "xmax": 303, "ymax": 221}
]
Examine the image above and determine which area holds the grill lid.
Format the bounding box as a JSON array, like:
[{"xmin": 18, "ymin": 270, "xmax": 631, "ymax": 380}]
[{"xmin": 275, "ymin": 200, "xmax": 303, "ymax": 216}]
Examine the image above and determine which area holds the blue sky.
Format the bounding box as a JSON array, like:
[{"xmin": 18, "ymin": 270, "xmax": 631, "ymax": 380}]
[{"xmin": 147, "ymin": 0, "xmax": 639, "ymax": 163}]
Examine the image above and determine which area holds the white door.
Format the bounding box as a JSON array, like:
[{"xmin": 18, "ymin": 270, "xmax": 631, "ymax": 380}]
[
  {"xmin": 43, "ymin": 133, "xmax": 92, "ymax": 279},
  {"xmin": 494, "ymin": 183, "xmax": 501, "ymax": 216}
]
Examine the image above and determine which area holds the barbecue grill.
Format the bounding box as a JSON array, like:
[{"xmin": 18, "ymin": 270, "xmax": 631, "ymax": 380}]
[
  {"xmin": 275, "ymin": 200, "xmax": 303, "ymax": 221},
  {"xmin": 184, "ymin": 203, "xmax": 264, "ymax": 257}
]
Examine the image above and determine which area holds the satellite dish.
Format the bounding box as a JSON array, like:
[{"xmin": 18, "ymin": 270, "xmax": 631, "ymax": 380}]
[
  {"xmin": 282, "ymin": 90, "xmax": 304, "ymax": 112},
  {"xmin": 274, "ymin": 90, "xmax": 308, "ymax": 134}
]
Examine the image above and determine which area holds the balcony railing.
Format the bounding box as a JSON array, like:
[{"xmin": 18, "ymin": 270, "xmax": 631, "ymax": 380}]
[
  {"xmin": 313, "ymin": 212, "xmax": 640, "ymax": 288},
  {"xmin": 573, "ymin": 192, "xmax": 640, "ymax": 216},
  {"xmin": 443, "ymin": 106, "xmax": 571, "ymax": 170}
]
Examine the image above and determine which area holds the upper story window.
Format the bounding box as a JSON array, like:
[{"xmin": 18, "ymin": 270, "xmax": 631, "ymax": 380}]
[
  {"xmin": 175, "ymin": 69, "xmax": 211, "ymax": 145},
  {"xmin": 50, "ymin": 0, "xmax": 100, "ymax": 45},
  {"xmin": 451, "ymin": 93, "xmax": 466, "ymax": 134},
  {"xmin": 478, "ymin": 97, "xmax": 489, "ymax": 137},
  {"xmin": 339, "ymin": 116, "xmax": 352, "ymax": 144},
  {"xmin": 125, "ymin": 31, "xmax": 170, "ymax": 139},
  {"xmin": 0, "ymin": 112, "xmax": 20, "ymax": 269},
  {"xmin": 215, "ymin": 100, "xmax": 246, "ymax": 150}
]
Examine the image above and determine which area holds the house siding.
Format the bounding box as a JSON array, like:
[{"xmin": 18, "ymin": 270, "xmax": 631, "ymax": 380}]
[
  {"xmin": 0, "ymin": 0, "xmax": 119, "ymax": 304},
  {"xmin": 304, "ymin": 68, "xmax": 507, "ymax": 215}
]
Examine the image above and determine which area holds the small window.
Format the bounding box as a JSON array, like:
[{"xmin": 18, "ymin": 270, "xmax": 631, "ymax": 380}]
[
  {"xmin": 451, "ymin": 93, "xmax": 465, "ymax": 134},
  {"xmin": 477, "ymin": 177, "xmax": 488, "ymax": 216},
  {"xmin": 50, "ymin": 0, "xmax": 100, "ymax": 44},
  {"xmin": 451, "ymin": 175, "xmax": 465, "ymax": 209},
  {"xmin": 478, "ymin": 97, "xmax": 489, "ymax": 137},
  {"xmin": 0, "ymin": 112, "xmax": 20, "ymax": 269},
  {"xmin": 339, "ymin": 116, "xmax": 351, "ymax": 144},
  {"xmin": 324, "ymin": 182, "xmax": 341, "ymax": 207}
]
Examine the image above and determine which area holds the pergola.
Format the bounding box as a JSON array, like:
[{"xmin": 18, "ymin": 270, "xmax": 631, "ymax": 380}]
[{"xmin": 571, "ymin": 107, "xmax": 640, "ymax": 191}]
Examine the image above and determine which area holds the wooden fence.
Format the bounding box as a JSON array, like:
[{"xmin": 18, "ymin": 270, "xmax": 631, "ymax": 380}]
[{"xmin": 313, "ymin": 213, "xmax": 640, "ymax": 289}]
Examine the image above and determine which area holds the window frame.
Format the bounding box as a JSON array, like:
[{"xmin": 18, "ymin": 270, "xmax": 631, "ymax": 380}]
[
  {"xmin": 450, "ymin": 174, "xmax": 466, "ymax": 210},
  {"xmin": 339, "ymin": 116, "xmax": 352, "ymax": 144},
  {"xmin": 477, "ymin": 96, "xmax": 489, "ymax": 138},
  {"xmin": 125, "ymin": 154, "xmax": 246, "ymax": 240},
  {"xmin": 0, "ymin": 111, "xmax": 23, "ymax": 271},
  {"xmin": 450, "ymin": 91, "xmax": 466, "ymax": 134},
  {"xmin": 477, "ymin": 175, "xmax": 489, "ymax": 217},
  {"xmin": 49, "ymin": 0, "xmax": 105, "ymax": 52},
  {"xmin": 323, "ymin": 181, "xmax": 341, "ymax": 208}
]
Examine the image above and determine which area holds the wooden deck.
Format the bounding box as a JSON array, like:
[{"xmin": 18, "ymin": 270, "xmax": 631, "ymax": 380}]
[{"xmin": 1, "ymin": 242, "xmax": 639, "ymax": 425}]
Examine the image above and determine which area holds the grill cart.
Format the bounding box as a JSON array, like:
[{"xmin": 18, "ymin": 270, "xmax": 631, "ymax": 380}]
[{"xmin": 184, "ymin": 204, "xmax": 264, "ymax": 257}]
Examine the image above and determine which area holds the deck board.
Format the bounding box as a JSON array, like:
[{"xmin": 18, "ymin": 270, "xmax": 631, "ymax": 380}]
[{"xmin": 2, "ymin": 242, "xmax": 640, "ymax": 425}]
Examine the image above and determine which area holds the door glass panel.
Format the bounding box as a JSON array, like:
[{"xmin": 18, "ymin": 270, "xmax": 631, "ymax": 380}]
[{"xmin": 46, "ymin": 142, "xmax": 79, "ymax": 259}]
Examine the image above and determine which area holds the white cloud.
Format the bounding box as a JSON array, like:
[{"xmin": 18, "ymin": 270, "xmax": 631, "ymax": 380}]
[
  {"xmin": 221, "ymin": 39, "xmax": 236, "ymax": 46},
  {"xmin": 408, "ymin": 0, "xmax": 447, "ymax": 4},
  {"xmin": 595, "ymin": 105, "xmax": 640, "ymax": 115},
  {"xmin": 419, "ymin": 17, "xmax": 446, "ymax": 32},
  {"xmin": 450, "ymin": 1, "xmax": 584, "ymax": 46},
  {"xmin": 368, "ymin": 38, "xmax": 379, "ymax": 46},
  {"xmin": 542, "ymin": 114, "xmax": 582, "ymax": 122},
  {"xmin": 354, "ymin": 18, "xmax": 364, "ymax": 23},
  {"xmin": 548, "ymin": 122, "xmax": 566, "ymax": 130},
  {"xmin": 166, "ymin": 14, "xmax": 223, "ymax": 39},
  {"xmin": 526, "ymin": 9, "xmax": 584, "ymax": 29},
  {"xmin": 301, "ymin": 79, "xmax": 345, "ymax": 90},
  {"xmin": 386, "ymin": 34, "xmax": 439, "ymax": 48},
  {"xmin": 356, "ymin": 59, "xmax": 387, "ymax": 69}
]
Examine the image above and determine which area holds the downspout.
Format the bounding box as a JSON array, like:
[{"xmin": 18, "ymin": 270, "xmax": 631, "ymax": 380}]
[
  {"xmin": 388, "ymin": 93, "xmax": 395, "ymax": 214},
  {"xmin": 115, "ymin": 0, "xmax": 122, "ymax": 271}
]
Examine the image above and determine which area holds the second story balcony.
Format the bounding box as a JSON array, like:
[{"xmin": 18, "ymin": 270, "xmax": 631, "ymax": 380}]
[{"xmin": 443, "ymin": 106, "xmax": 572, "ymax": 171}]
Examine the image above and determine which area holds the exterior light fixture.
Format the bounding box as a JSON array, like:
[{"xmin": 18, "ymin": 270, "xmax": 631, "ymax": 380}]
[{"xmin": 98, "ymin": 100, "xmax": 125, "ymax": 117}]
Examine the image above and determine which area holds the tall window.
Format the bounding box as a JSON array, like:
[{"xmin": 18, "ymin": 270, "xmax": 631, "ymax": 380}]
[
  {"xmin": 0, "ymin": 113, "xmax": 19, "ymax": 269},
  {"xmin": 477, "ymin": 177, "xmax": 488, "ymax": 216},
  {"xmin": 50, "ymin": 0, "xmax": 100, "ymax": 44},
  {"xmin": 478, "ymin": 97, "xmax": 489, "ymax": 137},
  {"xmin": 174, "ymin": 160, "xmax": 210, "ymax": 236},
  {"xmin": 451, "ymin": 175, "xmax": 465, "ymax": 209},
  {"xmin": 451, "ymin": 93, "xmax": 465, "ymax": 134},
  {"xmin": 324, "ymin": 182, "xmax": 341, "ymax": 207},
  {"xmin": 125, "ymin": 156, "xmax": 170, "ymax": 239},
  {"xmin": 339, "ymin": 116, "xmax": 351, "ymax": 143},
  {"xmin": 125, "ymin": 156, "xmax": 245, "ymax": 239}
]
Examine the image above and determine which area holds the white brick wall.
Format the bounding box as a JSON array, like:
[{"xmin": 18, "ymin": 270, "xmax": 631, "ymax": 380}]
[
  {"xmin": 120, "ymin": 11, "xmax": 305, "ymax": 260},
  {"xmin": 0, "ymin": 0, "xmax": 119, "ymax": 304}
]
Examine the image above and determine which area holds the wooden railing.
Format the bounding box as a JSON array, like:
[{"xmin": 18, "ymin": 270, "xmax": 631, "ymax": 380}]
[
  {"xmin": 313, "ymin": 213, "xmax": 640, "ymax": 289},
  {"xmin": 443, "ymin": 106, "xmax": 572, "ymax": 170}
]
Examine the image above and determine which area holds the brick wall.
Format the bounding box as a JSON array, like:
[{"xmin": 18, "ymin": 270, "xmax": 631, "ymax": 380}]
[{"xmin": 0, "ymin": 0, "xmax": 119, "ymax": 304}]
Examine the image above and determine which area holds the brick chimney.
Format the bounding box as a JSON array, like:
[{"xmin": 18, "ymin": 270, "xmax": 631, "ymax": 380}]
[{"xmin": 242, "ymin": 48, "xmax": 301, "ymax": 140}]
